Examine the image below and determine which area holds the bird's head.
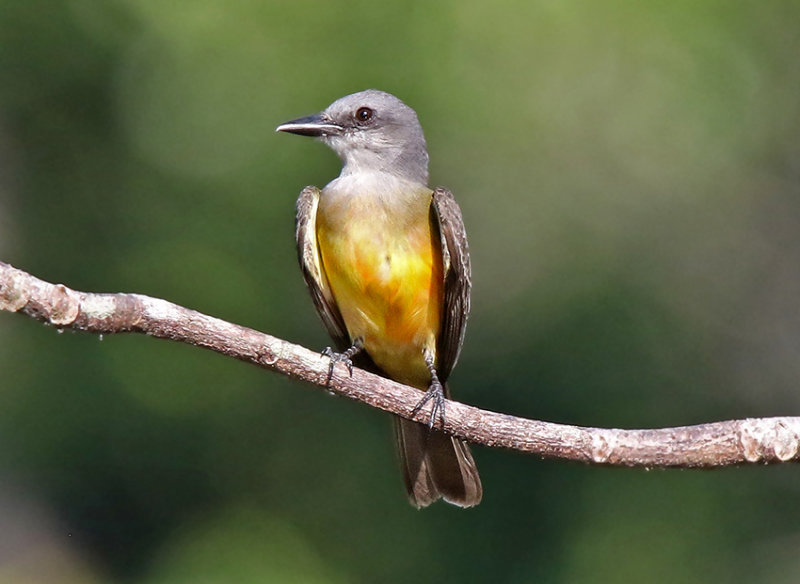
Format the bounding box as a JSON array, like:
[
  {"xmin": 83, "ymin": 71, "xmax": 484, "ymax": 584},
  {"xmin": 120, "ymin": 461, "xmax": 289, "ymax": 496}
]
[{"xmin": 277, "ymin": 89, "xmax": 429, "ymax": 183}]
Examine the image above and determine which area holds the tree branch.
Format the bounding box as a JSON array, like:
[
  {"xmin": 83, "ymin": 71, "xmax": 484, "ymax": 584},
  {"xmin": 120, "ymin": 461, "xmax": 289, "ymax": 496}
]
[{"xmin": 2, "ymin": 260, "xmax": 799, "ymax": 467}]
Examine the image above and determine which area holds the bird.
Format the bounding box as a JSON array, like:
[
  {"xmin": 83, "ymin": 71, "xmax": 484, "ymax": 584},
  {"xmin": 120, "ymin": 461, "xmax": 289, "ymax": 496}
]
[{"xmin": 277, "ymin": 89, "xmax": 481, "ymax": 508}]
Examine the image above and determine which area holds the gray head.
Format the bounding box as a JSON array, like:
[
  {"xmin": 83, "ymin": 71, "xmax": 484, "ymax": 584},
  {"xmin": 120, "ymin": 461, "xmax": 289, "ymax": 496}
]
[{"xmin": 277, "ymin": 89, "xmax": 429, "ymax": 184}]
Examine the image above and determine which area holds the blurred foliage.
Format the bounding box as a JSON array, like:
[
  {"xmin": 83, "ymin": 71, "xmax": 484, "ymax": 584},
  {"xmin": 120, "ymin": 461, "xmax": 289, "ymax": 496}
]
[{"xmin": 1, "ymin": 0, "xmax": 800, "ymax": 582}]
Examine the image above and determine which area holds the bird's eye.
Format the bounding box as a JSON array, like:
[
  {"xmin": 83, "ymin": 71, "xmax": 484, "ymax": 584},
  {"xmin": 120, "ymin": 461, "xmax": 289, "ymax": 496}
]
[{"xmin": 355, "ymin": 107, "xmax": 374, "ymax": 122}]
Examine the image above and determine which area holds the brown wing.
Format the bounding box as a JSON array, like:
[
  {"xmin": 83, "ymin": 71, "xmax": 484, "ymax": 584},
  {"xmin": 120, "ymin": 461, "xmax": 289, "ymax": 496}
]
[
  {"xmin": 430, "ymin": 187, "xmax": 471, "ymax": 382},
  {"xmin": 295, "ymin": 186, "xmax": 350, "ymax": 351}
]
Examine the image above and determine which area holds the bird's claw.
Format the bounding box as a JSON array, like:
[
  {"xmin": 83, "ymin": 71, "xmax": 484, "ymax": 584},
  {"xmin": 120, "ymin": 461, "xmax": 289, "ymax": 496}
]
[
  {"xmin": 321, "ymin": 341, "xmax": 363, "ymax": 385},
  {"xmin": 321, "ymin": 347, "xmax": 354, "ymax": 385},
  {"xmin": 411, "ymin": 380, "xmax": 446, "ymax": 430}
]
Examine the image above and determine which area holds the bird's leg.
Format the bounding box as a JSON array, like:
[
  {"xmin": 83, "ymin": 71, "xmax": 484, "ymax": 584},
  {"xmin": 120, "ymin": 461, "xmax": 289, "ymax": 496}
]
[
  {"xmin": 321, "ymin": 337, "xmax": 364, "ymax": 385},
  {"xmin": 411, "ymin": 350, "xmax": 446, "ymax": 430}
]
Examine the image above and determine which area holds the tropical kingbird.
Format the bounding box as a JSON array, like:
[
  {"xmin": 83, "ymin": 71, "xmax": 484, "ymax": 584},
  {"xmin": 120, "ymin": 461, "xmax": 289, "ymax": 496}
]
[{"xmin": 277, "ymin": 90, "xmax": 481, "ymax": 508}]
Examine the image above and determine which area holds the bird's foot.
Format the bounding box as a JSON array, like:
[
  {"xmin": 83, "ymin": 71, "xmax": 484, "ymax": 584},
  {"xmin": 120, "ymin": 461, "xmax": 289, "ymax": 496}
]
[
  {"xmin": 321, "ymin": 340, "xmax": 363, "ymax": 385},
  {"xmin": 411, "ymin": 351, "xmax": 446, "ymax": 429},
  {"xmin": 411, "ymin": 380, "xmax": 446, "ymax": 430}
]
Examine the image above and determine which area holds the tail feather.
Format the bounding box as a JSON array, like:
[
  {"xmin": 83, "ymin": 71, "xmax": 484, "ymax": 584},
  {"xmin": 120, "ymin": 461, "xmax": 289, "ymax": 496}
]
[{"xmin": 394, "ymin": 416, "xmax": 482, "ymax": 508}]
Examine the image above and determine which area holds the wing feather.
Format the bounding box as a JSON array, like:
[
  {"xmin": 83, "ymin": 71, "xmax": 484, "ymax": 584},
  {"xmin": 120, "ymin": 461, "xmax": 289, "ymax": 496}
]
[
  {"xmin": 295, "ymin": 186, "xmax": 350, "ymax": 351},
  {"xmin": 430, "ymin": 187, "xmax": 471, "ymax": 381}
]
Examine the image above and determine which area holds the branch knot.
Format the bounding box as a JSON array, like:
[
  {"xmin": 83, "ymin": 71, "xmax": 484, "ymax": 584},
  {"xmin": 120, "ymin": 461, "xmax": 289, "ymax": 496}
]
[{"xmin": 740, "ymin": 418, "xmax": 800, "ymax": 462}]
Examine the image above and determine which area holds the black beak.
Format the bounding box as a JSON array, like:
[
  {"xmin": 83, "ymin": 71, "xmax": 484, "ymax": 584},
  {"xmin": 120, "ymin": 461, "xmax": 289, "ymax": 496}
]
[{"xmin": 276, "ymin": 113, "xmax": 342, "ymax": 137}]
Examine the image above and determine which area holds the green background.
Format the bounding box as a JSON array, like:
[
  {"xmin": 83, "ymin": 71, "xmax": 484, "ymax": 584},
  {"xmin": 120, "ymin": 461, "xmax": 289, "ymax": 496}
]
[{"xmin": 1, "ymin": 1, "xmax": 800, "ymax": 582}]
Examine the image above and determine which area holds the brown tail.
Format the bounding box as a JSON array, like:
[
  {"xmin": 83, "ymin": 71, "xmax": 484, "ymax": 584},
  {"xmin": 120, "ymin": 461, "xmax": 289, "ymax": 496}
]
[{"xmin": 394, "ymin": 414, "xmax": 482, "ymax": 508}]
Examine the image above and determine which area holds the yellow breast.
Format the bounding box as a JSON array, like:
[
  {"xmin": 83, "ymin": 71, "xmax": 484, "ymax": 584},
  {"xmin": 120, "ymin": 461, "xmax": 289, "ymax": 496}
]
[{"xmin": 316, "ymin": 184, "xmax": 442, "ymax": 387}]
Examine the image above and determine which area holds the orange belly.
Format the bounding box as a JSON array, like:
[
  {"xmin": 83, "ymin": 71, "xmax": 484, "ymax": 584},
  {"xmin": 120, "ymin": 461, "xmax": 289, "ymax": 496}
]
[{"xmin": 317, "ymin": 204, "xmax": 442, "ymax": 388}]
